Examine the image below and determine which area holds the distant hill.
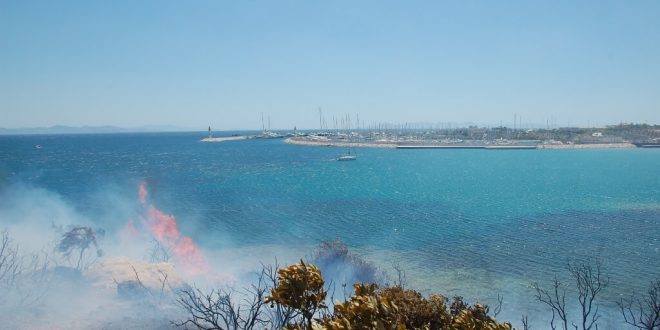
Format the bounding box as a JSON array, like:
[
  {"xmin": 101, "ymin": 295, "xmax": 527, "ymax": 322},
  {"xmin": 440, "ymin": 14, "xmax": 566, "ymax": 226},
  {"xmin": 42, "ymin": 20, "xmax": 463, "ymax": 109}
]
[{"xmin": 0, "ymin": 125, "xmax": 197, "ymax": 135}]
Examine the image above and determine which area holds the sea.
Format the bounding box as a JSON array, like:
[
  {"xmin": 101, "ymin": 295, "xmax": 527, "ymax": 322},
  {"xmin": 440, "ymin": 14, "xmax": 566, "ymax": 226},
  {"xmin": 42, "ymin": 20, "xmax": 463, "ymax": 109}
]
[{"xmin": 1, "ymin": 131, "xmax": 659, "ymax": 328}]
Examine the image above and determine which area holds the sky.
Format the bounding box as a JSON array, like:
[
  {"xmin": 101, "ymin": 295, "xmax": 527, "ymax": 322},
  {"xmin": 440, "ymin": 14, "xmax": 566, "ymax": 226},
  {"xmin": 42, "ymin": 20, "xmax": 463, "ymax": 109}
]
[{"xmin": 1, "ymin": 0, "xmax": 659, "ymax": 130}]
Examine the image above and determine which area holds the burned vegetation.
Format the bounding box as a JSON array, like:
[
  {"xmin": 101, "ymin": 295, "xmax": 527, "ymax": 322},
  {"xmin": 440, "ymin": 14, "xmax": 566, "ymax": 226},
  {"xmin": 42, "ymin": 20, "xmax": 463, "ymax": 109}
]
[
  {"xmin": 56, "ymin": 226, "xmax": 104, "ymax": 271},
  {"xmin": 176, "ymin": 259, "xmax": 513, "ymax": 330}
]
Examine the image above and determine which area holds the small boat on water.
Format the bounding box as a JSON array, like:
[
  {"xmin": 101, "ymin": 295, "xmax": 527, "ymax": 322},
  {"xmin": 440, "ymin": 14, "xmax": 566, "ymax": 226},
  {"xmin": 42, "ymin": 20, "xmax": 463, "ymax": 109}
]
[
  {"xmin": 34, "ymin": 144, "xmax": 42, "ymax": 149},
  {"xmin": 337, "ymin": 154, "xmax": 357, "ymax": 161},
  {"xmin": 337, "ymin": 150, "xmax": 357, "ymax": 161},
  {"xmin": 337, "ymin": 128, "xmax": 358, "ymax": 160}
]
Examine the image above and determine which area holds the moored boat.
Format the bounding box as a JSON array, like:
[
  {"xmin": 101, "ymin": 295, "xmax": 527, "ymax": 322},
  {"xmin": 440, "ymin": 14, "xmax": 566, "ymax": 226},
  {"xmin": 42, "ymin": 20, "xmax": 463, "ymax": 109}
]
[{"xmin": 633, "ymin": 141, "xmax": 660, "ymax": 148}]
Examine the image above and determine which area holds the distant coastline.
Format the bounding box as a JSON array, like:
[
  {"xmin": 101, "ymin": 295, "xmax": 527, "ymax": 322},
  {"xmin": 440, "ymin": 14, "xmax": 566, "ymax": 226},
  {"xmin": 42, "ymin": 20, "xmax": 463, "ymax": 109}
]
[{"xmin": 0, "ymin": 125, "xmax": 197, "ymax": 135}]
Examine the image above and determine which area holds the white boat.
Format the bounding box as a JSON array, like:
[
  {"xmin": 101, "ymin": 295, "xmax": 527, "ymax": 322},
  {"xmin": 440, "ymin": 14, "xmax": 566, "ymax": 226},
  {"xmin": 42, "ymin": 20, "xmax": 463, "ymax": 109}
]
[
  {"xmin": 337, "ymin": 154, "xmax": 357, "ymax": 161},
  {"xmin": 337, "ymin": 150, "xmax": 357, "ymax": 161}
]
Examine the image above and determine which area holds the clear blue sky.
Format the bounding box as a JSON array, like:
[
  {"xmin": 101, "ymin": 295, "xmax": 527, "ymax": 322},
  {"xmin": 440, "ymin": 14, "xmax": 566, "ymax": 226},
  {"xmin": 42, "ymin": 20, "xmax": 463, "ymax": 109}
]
[{"xmin": 1, "ymin": 0, "xmax": 659, "ymax": 130}]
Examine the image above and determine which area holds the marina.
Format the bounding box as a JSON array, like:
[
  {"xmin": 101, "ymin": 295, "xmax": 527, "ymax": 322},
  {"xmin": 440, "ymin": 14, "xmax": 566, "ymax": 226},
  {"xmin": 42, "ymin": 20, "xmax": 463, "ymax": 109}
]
[
  {"xmin": 199, "ymin": 123, "xmax": 658, "ymax": 151},
  {"xmin": 285, "ymin": 135, "xmax": 639, "ymax": 150}
]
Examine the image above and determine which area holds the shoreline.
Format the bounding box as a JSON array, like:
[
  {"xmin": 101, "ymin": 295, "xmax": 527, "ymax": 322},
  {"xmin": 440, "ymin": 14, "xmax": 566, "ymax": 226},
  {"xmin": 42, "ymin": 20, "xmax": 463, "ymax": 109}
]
[{"xmin": 285, "ymin": 138, "xmax": 636, "ymax": 150}]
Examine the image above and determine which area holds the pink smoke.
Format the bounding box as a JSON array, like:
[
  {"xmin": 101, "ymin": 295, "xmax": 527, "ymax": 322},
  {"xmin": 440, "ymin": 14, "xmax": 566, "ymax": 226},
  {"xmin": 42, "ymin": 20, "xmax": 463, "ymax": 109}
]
[{"xmin": 136, "ymin": 181, "xmax": 209, "ymax": 276}]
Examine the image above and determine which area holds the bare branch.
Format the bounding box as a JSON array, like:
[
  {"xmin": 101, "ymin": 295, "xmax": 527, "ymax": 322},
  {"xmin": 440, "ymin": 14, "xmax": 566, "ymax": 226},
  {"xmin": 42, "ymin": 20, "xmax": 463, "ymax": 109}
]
[
  {"xmin": 522, "ymin": 314, "xmax": 530, "ymax": 330},
  {"xmin": 392, "ymin": 260, "xmax": 407, "ymax": 289},
  {"xmin": 157, "ymin": 268, "xmax": 171, "ymax": 303},
  {"xmin": 0, "ymin": 230, "xmax": 21, "ymax": 288},
  {"xmin": 534, "ymin": 260, "xmax": 608, "ymax": 330},
  {"xmin": 0, "ymin": 231, "xmax": 53, "ymax": 310},
  {"xmin": 261, "ymin": 261, "xmax": 299, "ymax": 329},
  {"xmin": 493, "ymin": 293, "xmax": 504, "ymax": 317},
  {"xmin": 618, "ymin": 277, "xmax": 660, "ymax": 330},
  {"xmin": 175, "ymin": 264, "xmax": 279, "ymax": 330},
  {"xmin": 568, "ymin": 260, "xmax": 608, "ymax": 330},
  {"xmin": 534, "ymin": 275, "xmax": 569, "ymax": 330}
]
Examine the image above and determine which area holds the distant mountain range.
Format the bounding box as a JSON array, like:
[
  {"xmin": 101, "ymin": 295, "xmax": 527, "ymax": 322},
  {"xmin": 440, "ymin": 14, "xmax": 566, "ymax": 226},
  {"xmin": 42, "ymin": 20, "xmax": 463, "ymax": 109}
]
[{"xmin": 0, "ymin": 125, "xmax": 199, "ymax": 135}]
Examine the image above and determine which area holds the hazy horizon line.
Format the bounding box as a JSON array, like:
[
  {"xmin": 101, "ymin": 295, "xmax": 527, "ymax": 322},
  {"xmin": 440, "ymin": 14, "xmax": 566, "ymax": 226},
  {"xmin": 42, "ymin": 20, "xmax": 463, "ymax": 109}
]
[{"xmin": 1, "ymin": 121, "xmax": 658, "ymax": 136}]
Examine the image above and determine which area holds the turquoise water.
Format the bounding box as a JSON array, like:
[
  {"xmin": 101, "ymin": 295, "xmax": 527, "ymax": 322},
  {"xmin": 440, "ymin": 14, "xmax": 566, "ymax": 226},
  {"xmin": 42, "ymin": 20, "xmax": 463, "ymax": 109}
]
[{"xmin": 1, "ymin": 132, "xmax": 659, "ymax": 327}]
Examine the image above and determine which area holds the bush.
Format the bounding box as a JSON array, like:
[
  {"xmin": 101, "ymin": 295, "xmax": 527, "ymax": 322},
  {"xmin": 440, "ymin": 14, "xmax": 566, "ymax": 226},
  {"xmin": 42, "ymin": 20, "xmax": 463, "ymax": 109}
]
[
  {"xmin": 266, "ymin": 260, "xmax": 327, "ymax": 329},
  {"xmin": 265, "ymin": 260, "xmax": 512, "ymax": 330},
  {"xmin": 317, "ymin": 283, "xmax": 511, "ymax": 330}
]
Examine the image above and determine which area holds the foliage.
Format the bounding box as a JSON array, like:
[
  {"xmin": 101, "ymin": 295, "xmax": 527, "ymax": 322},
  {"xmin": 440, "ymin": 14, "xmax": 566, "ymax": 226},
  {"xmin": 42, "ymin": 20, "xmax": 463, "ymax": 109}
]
[
  {"xmin": 266, "ymin": 260, "xmax": 327, "ymax": 329},
  {"xmin": 318, "ymin": 283, "xmax": 399, "ymax": 329},
  {"xmin": 317, "ymin": 283, "xmax": 511, "ymax": 330},
  {"xmin": 378, "ymin": 286, "xmax": 452, "ymax": 329},
  {"xmin": 452, "ymin": 303, "xmax": 512, "ymax": 330},
  {"xmin": 178, "ymin": 257, "xmax": 514, "ymax": 330}
]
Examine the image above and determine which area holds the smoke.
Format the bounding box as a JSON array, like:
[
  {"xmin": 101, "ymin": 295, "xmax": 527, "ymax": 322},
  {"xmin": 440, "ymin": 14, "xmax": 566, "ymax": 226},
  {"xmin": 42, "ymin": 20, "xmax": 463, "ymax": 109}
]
[
  {"xmin": 0, "ymin": 180, "xmax": 310, "ymax": 329},
  {"xmin": 0, "ymin": 183, "xmax": 80, "ymax": 252},
  {"xmin": 309, "ymin": 240, "xmax": 386, "ymax": 292},
  {"xmin": 0, "ymin": 179, "xmax": 639, "ymax": 329},
  {"xmin": 0, "ymin": 181, "xmax": 208, "ymax": 328}
]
